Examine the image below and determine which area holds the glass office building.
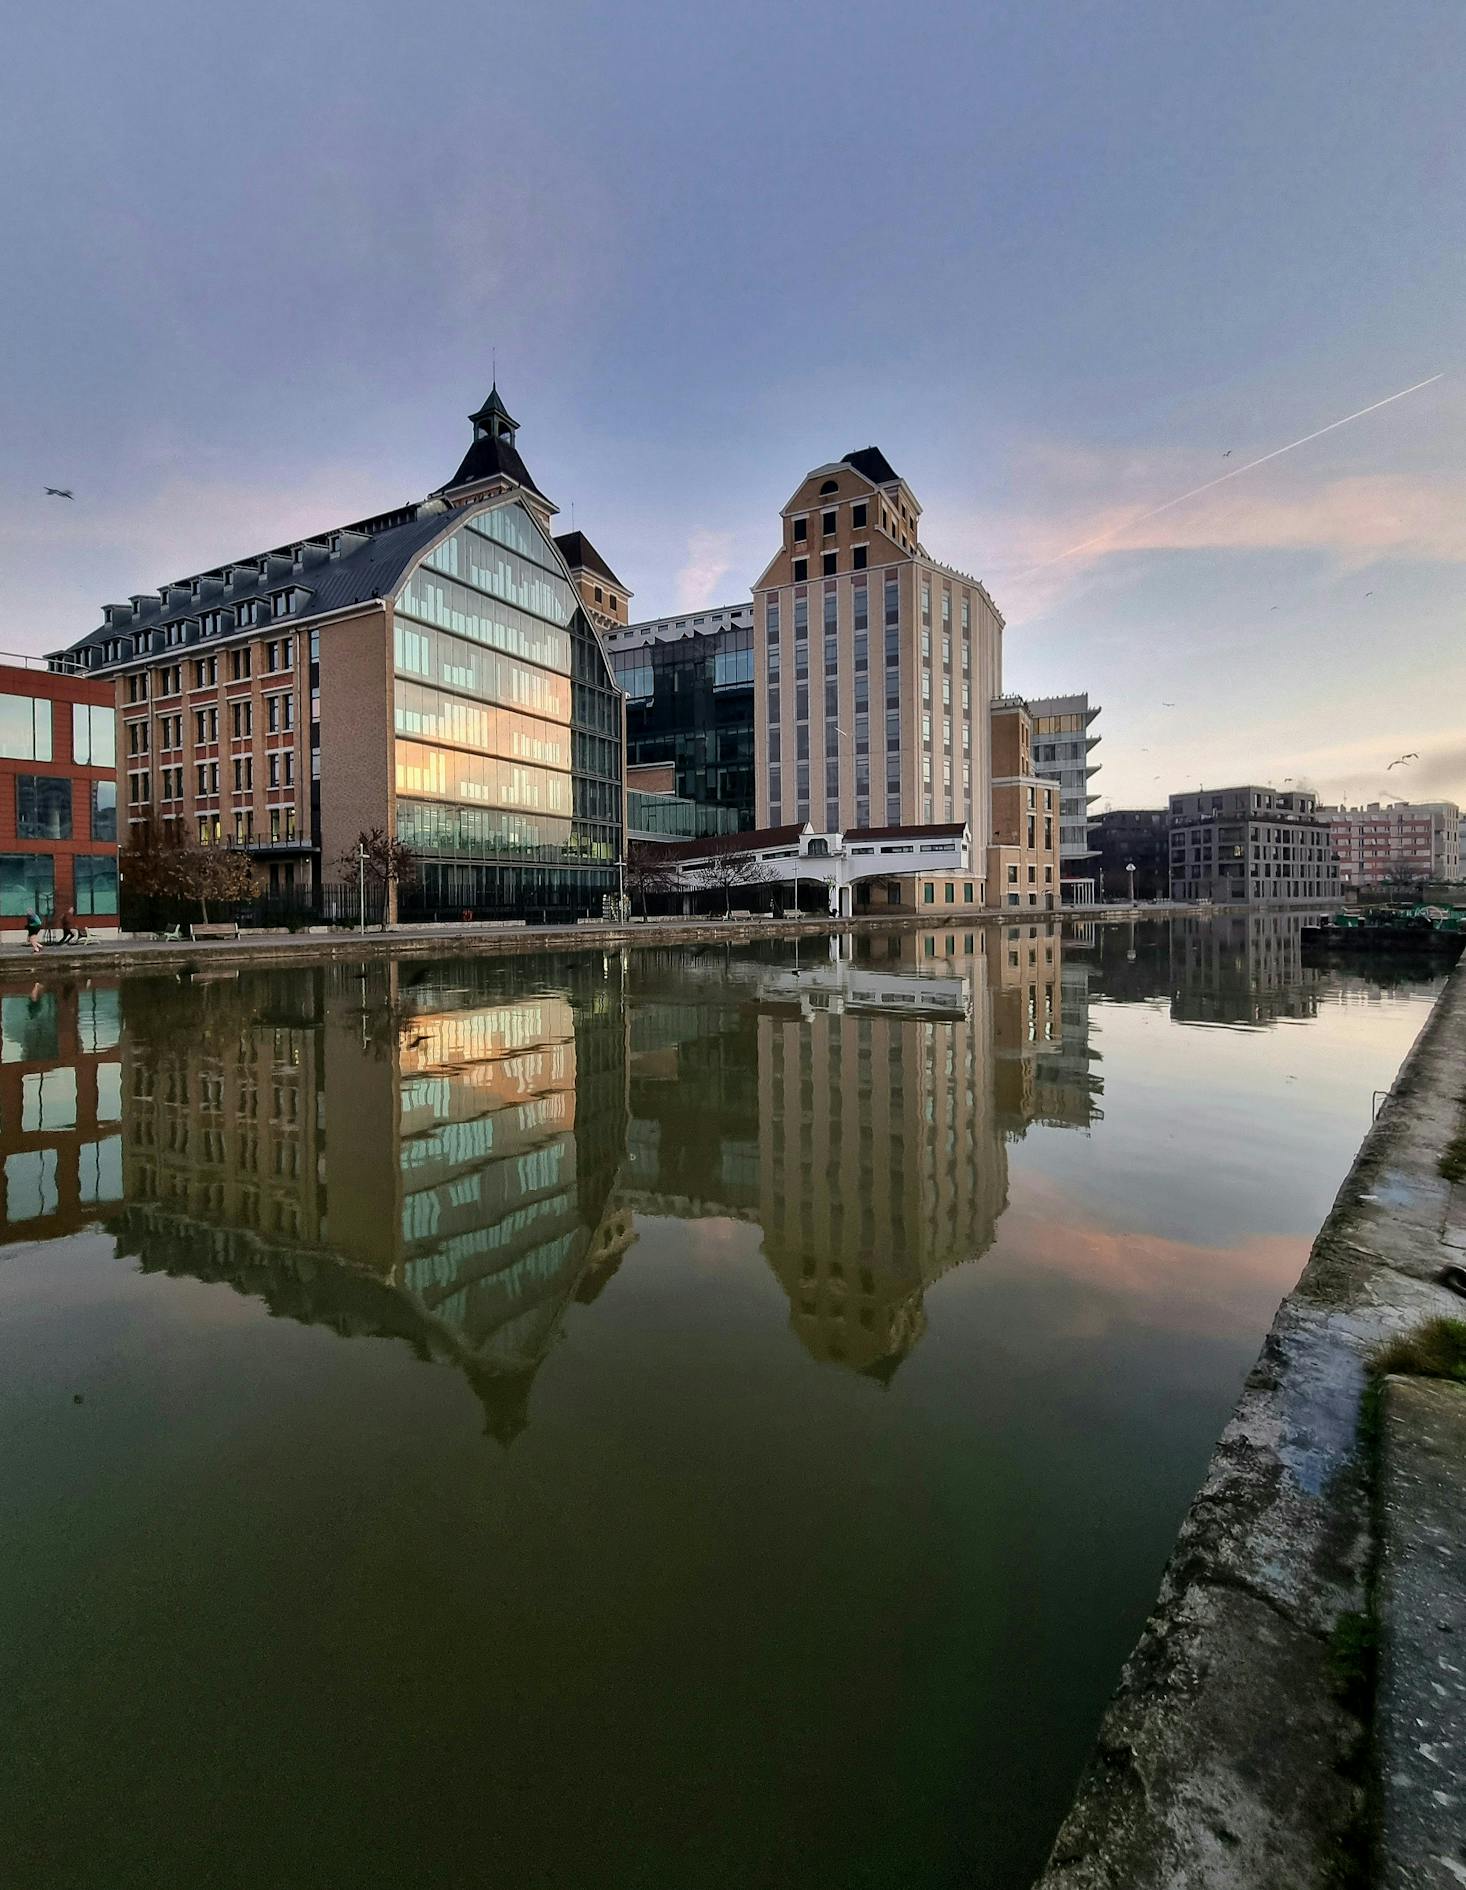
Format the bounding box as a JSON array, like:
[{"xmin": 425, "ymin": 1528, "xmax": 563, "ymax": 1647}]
[
  {"xmin": 605, "ymin": 606, "xmax": 755, "ymax": 830},
  {"xmin": 392, "ymin": 500, "xmax": 622, "ymax": 918}
]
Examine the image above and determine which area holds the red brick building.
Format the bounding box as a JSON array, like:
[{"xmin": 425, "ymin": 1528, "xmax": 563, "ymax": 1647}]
[{"xmin": 0, "ymin": 662, "xmax": 118, "ymax": 934}]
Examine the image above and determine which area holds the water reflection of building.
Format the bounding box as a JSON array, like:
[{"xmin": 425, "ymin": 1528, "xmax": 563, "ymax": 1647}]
[
  {"xmin": 111, "ymin": 957, "xmax": 628, "ymax": 1441},
  {"xmin": 756, "ymin": 943, "xmax": 1007, "ymax": 1378},
  {"xmin": 0, "ymin": 979, "xmax": 123, "ymax": 1238},
  {"xmin": 1168, "ymin": 910, "xmax": 1326, "ymax": 1027}
]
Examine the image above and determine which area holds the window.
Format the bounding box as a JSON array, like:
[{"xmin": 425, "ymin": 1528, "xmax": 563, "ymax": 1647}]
[
  {"xmin": 16, "ymin": 777, "xmax": 71, "ymax": 840},
  {"xmin": 90, "ymin": 780, "xmax": 117, "ymax": 843},
  {"xmin": 0, "ymin": 695, "xmax": 51, "ymax": 762},
  {"xmin": 792, "ymin": 558, "xmax": 807, "ymax": 582},
  {"xmin": 822, "ymin": 510, "xmax": 836, "ymax": 536},
  {"xmin": 852, "ymin": 503, "xmax": 866, "ymax": 529},
  {"xmin": 0, "ymin": 853, "xmax": 55, "ymax": 916},
  {"xmin": 821, "ymin": 552, "xmax": 837, "ymax": 576},
  {"xmin": 922, "ymin": 882, "xmax": 934, "ymax": 904},
  {"xmin": 74, "ymin": 855, "xmax": 117, "ymax": 915},
  {"xmin": 963, "ymin": 882, "xmax": 974, "ymax": 903},
  {"xmin": 232, "ymin": 700, "xmax": 252, "ymax": 738},
  {"xmin": 852, "ymin": 546, "xmax": 867, "ymax": 571},
  {"xmin": 945, "ymin": 882, "xmax": 955, "ymax": 903},
  {"xmin": 229, "ymin": 649, "xmax": 252, "ymax": 681},
  {"xmin": 71, "ymin": 703, "xmax": 115, "ymax": 767},
  {"xmin": 792, "ymin": 517, "xmax": 807, "ymax": 543}
]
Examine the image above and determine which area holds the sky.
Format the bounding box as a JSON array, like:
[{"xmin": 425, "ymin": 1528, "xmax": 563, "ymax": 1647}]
[{"xmin": 1, "ymin": 0, "xmax": 1462, "ymax": 812}]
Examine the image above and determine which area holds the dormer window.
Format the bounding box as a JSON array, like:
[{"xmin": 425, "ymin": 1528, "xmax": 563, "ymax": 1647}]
[{"xmin": 819, "ymin": 479, "xmax": 838, "ymax": 495}]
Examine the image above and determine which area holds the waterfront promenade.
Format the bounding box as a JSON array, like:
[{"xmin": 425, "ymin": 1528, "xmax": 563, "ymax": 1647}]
[{"xmin": 1036, "ymin": 953, "xmax": 1466, "ymax": 1889}]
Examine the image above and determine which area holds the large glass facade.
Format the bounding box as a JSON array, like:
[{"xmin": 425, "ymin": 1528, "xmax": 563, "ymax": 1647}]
[
  {"xmin": 607, "ymin": 621, "xmax": 755, "ymax": 829},
  {"xmin": 392, "ymin": 500, "xmax": 621, "ymax": 920}
]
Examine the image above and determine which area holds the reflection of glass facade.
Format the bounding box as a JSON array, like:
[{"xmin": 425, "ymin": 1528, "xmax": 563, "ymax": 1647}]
[
  {"xmin": 392, "ymin": 501, "xmax": 622, "ymax": 918},
  {"xmin": 607, "ymin": 613, "xmax": 755, "ymax": 829}
]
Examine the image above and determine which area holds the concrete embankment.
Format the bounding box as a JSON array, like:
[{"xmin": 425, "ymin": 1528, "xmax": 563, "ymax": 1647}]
[{"xmin": 1034, "ymin": 955, "xmax": 1466, "ymax": 1890}]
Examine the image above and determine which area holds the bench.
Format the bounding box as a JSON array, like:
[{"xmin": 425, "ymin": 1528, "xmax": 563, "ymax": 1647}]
[{"xmin": 190, "ymin": 922, "xmax": 240, "ymax": 941}]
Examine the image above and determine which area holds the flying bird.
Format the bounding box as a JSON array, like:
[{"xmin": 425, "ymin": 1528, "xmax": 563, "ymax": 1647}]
[
  {"xmin": 1161, "ymin": 700, "xmax": 1176, "ymax": 707},
  {"xmin": 1364, "ymin": 590, "xmax": 1375, "ymax": 597},
  {"xmin": 44, "ymin": 487, "xmax": 74, "ymax": 500},
  {"xmin": 1386, "ymin": 753, "xmax": 1419, "ymax": 769},
  {"xmin": 1221, "ymin": 450, "xmax": 1232, "ymax": 458}
]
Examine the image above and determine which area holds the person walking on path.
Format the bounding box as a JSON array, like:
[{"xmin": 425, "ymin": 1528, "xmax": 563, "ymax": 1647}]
[
  {"xmin": 24, "ymin": 910, "xmax": 44, "ymax": 955},
  {"xmin": 59, "ymin": 907, "xmax": 79, "ymax": 945}
]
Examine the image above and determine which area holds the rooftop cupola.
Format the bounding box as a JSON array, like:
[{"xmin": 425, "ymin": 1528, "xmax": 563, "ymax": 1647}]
[{"xmin": 469, "ymin": 383, "xmax": 518, "ymax": 446}]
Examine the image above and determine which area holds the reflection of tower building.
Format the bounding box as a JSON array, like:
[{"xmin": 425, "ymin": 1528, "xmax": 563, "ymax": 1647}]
[
  {"xmin": 757, "ymin": 951, "xmax": 1008, "ymax": 1378},
  {"xmin": 0, "ymin": 979, "xmax": 123, "ymax": 1239},
  {"xmin": 1169, "ymin": 910, "xmax": 1324, "ymax": 1026},
  {"xmin": 114, "ymin": 957, "xmax": 628, "ymax": 1440}
]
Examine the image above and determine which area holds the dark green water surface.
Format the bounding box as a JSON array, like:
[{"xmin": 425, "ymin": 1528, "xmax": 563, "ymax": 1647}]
[{"xmin": 0, "ymin": 917, "xmax": 1444, "ymax": 1888}]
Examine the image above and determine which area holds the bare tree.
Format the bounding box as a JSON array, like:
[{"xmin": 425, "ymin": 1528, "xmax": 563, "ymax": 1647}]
[
  {"xmin": 337, "ymin": 827, "xmax": 417, "ymax": 927},
  {"xmin": 624, "ymin": 841, "xmax": 679, "ymax": 918},
  {"xmin": 122, "ymin": 821, "xmax": 257, "ymax": 923},
  {"xmin": 695, "ymin": 840, "xmax": 766, "ymax": 917}
]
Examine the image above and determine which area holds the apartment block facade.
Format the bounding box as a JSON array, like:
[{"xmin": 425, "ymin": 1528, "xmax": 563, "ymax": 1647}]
[
  {"xmin": 52, "ymin": 388, "xmax": 625, "ymax": 922},
  {"xmin": 1320, "ymin": 800, "xmax": 1462, "ymax": 887},
  {"xmin": 752, "ymin": 449, "xmax": 1004, "ymax": 846},
  {"xmin": 1169, "ymin": 786, "xmax": 1341, "ymax": 905},
  {"xmin": 0, "ymin": 663, "xmax": 119, "ymax": 931},
  {"xmin": 1028, "ymin": 692, "xmax": 1100, "ymax": 894},
  {"xmin": 988, "ymin": 697, "xmax": 1062, "ymax": 909}
]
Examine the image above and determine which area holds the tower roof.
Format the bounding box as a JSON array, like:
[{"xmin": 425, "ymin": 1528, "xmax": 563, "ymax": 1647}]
[
  {"xmin": 553, "ymin": 530, "xmax": 626, "ymax": 591},
  {"xmin": 841, "ymin": 446, "xmax": 903, "ymax": 487},
  {"xmin": 469, "ymin": 382, "xmax": 517, "ymax": 434}
]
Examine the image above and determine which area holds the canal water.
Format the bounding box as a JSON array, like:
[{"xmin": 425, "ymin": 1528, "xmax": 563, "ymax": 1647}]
[{"xmin": 0, "ymin": 917, "xmax": 1444, "ymax": 1889}]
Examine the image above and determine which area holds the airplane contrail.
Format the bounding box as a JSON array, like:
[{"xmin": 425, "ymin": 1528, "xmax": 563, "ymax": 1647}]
[{"xmin": 1031, "ymin": 371, "xmax": 1445, "ymax": 570}]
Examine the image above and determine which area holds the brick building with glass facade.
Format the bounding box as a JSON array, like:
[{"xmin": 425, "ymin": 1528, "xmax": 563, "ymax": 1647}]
[
  {"xmin": 0, "ymin": 663, "xmax": 118, "ymax": 933},
  {"xmin": 51, "ymin": 388, "xmax": 624, "ymax": 923}
]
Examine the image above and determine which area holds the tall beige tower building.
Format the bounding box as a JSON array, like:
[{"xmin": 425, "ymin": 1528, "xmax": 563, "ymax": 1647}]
[{"xmin": 752, "ymin": 448, "xmax": 1004, "ymax": 838}]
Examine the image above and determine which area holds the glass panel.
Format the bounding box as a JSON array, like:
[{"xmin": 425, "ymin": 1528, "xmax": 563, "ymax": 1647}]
[
  {"xmin": 74, "ymin": 856, "xmax": 118, "ymax": 915},
  {"xmin": 91, "ymin": 779, "xmax": 118, "ymax": 842},
  {"xmin": 0, "ymin": 853, "xmax": 55, "ymax": 917},
  {"xmin": 16, "ymin": 776, "xmax": 72, "ymax": 840},
  {"xmin": 0, "ymin": 695, "xmax": 51, "ymax": 761},
  {"xmin": 72, "ymin": 702, "xmax": 116, "ymax": 767}
]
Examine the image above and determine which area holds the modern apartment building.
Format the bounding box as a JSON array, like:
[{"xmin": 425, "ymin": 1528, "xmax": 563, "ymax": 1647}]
[
  {"xmin": 603, "ymin": 604, "xmax": 756, "ymax": 828},
  {"xmin": 1320, "ymin": 800, "xmax": 1462, "ymax": 887},
  {"xmin": 1088, "ymin": 808, "xmax": 1170, "ymax": 900},
  {"xmin": 1027, "ymin": 692, "xmax": 1101, "ymax": 898},
  {"xmin": 1168, "ymin": 786, "xmax": 1341, "ymax": 905},
  {"xmin": 0, "ymin": 661, "xmax": 119, "ymax": 932},
  {"xmin": 752, "ymin": 448, "xmax": 1004, "ymax": 843},
  {"xmin": 51, "ymin": 387, "xmax": 625, "ymax": 923}
]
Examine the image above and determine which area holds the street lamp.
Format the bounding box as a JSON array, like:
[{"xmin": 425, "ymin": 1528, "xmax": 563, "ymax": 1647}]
[{"xmin": 1125, "ymin": 859, "xmax": 1136, "ymax": 906}]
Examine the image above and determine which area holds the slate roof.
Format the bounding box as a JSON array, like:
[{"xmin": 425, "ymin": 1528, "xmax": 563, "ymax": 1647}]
[
  {"xmin": 842, "ymin": 447, "xmax": 903, "ymax": 487},
  {"xmin": 649, "ymin": 823, "xmax": 807, "ymax": 862},
  {"xmin": 57, "ymin": 506, "xmax": 458, "ymax": 665},
  {"xmin": 438, "ymin": 431, "xmax": 549, "ymax": 502},
  {"xmin": 845, "ymin": 822, "xmax": 967, "ymax": 842},
  {"xmin": 554, "ymin": 531, "xmax": 625, "ymax": 590}
]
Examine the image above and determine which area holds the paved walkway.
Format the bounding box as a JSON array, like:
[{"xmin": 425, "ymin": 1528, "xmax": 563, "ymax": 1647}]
[{"xmin": 1378, "ymin": 1377, "xmax": 1466, "ymax": 1889}]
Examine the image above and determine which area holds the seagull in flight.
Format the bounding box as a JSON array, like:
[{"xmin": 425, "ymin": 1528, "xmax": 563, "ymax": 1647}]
[
  {"xmin": 1386, "ymin": 752, "xmax": 1419, "ymax": 769},
  {"xmin": 1221, "ymin": 450, "xmax": 1232, "ymax": 458},
  {"xmin": 1364, "ymin": 590, "xmax": 1375, "ymax": 597},
  {"xmin": 44, "ymin": 487, "xmax": 74, "ymax": 500},
  {"xmin": 1161, "ymin": 700, "xmax": 1176, "ymax": 707}
]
